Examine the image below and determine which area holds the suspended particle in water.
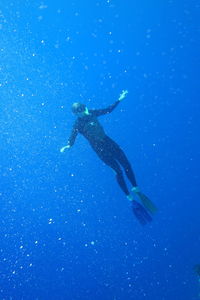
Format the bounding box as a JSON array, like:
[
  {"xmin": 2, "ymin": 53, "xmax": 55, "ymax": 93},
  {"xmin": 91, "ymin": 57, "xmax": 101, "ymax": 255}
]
[{"xmin": 38, "ymin": 4, "xmax": 48, "ymax": 10}]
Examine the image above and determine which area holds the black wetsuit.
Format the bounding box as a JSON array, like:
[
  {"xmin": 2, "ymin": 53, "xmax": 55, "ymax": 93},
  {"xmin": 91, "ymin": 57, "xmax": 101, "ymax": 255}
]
[{"xmin": 67, "ymin": 100, "xmax": 137, "ymax": 195}]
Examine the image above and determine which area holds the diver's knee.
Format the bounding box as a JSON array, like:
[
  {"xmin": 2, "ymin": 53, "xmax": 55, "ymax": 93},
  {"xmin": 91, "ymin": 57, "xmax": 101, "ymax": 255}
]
[{"xmin": 116, "ymin": 169, "xmax": 123, "ymax": 178}]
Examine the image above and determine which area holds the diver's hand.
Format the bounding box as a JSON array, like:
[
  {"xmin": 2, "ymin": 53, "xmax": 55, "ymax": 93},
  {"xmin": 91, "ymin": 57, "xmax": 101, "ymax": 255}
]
[
  {"xmin": 118, "ymin": 90, "xmax": 128, "ymax": 101},
  {"xmin": 60, "ymin": 145, "xmax": 71, "ymax": 153}
]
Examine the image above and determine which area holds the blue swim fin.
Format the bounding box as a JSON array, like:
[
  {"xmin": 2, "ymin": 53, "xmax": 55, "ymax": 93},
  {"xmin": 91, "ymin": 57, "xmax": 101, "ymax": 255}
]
[
  {"xmin": 138, "ymin": 192, "xmax": 157, "ymax": 214},
  {"xmin": 132, "ymin": 200, "xmax": 152, "ymax": 225}
]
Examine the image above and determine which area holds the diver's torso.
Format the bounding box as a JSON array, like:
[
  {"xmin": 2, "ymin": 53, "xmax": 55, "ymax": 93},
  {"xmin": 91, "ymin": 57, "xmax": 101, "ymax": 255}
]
[{"xmin": 77, "ymin": 114, "xmax": 106, "ymax": 144}]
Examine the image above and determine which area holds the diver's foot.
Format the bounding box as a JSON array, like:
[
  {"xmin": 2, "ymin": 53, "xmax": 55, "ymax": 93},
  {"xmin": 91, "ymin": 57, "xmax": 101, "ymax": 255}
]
[
  {"xmin": 132, "ymin": 186, "xmax": 140, "ymax": 194},
  {"xmin": 127, "ymin": 194, "xmax": 133, "ymax": 201},
  {"xmin": 132, "ymin": 200, "xmax": 152, "ymax": 225}
]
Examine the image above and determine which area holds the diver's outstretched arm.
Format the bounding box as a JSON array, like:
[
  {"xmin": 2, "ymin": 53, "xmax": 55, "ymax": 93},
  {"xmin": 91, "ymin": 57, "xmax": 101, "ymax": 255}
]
[
  {"xmin": 118, "ymin": 90, "xmax": 128, "ymax": 101},
  {"xmin": 90, "ymin": 89, "xmax": 128, "ymax": 117}
]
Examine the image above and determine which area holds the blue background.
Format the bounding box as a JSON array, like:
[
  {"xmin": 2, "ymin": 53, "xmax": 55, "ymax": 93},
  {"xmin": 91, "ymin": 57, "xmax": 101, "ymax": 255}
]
[{"xmin": 0, "ymin": 0, "xmax": 199, "ymax": 299}]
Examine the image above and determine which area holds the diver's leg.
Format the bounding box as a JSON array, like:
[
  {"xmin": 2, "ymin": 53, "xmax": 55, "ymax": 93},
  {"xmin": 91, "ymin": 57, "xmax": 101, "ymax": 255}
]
[
  {"xmin": 97, "ymin": 143, "xmax": 153, "ymax": 224},
  {"xmin": 102, "ymin": 157, "xmax": 130, "ymax": 196},
  {"xmin": 114, "ymin": 145, "xmax": 138, "ymax": 187},
  {"xmin": 110, "ymin": 140, "xmax": 157, "ymax": 214},
  {"xmin": 103, "ymin": 157, "xmax": 152, "ymax": 223}
]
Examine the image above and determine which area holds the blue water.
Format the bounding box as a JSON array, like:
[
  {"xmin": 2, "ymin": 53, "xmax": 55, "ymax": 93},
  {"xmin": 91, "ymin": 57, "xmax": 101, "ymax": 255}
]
[{"xmin": 0, "ymin": 1, "xmax": 199, "ymax": 299}]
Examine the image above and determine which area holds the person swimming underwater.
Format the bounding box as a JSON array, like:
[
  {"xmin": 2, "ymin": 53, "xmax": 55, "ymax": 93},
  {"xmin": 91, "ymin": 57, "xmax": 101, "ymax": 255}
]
[
  {"xmin": 194, "ymin": 265, "xmax": 200, "ymax": 276},
  {"xmin": 60, "ymin": 90, "xmax": 157, "ymax": 225}
]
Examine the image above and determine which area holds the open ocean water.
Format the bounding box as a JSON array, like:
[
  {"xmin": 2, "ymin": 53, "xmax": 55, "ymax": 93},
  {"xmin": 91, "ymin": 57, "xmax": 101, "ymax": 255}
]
[{"xmin": 0, "ymin": 1, "xmax": 199, "ymax": 299}]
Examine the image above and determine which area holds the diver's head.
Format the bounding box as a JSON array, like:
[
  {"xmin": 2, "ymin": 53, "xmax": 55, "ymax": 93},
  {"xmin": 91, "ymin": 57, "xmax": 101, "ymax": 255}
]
[{"xmin": 71, "ymin": 102, "xmax": 89, "ymax": 117}]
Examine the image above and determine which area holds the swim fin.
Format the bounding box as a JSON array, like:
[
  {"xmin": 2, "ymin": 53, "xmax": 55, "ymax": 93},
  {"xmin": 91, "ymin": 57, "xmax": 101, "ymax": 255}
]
[
  {"xmin": 138, "ymin": 192, "xmax": 157, "ymax": 214},
  {"xmin": 132, "ymin": 200, "xmax": 152, "ymax": 225},
  {"xmin": 132, "ymin": 187, "xmax": 157, "ymax": 214}
]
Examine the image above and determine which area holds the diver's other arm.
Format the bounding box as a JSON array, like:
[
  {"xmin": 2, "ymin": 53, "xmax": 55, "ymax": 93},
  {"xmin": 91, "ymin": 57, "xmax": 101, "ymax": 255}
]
[
  {"xmin": 60, "ymin": 122, "xmax": 79, "ymax": 153},
  {"xmin": 60, "ymin": 145, "xmax": 71, "ymax": 153}
]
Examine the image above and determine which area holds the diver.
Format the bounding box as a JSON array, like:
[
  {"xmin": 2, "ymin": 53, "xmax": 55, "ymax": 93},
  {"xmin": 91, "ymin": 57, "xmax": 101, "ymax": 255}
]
[
  {"xmin": 60, "ymin": 90, "xmax": 157, "ymax": 225},
  {"xmin": 194, "ymin": 265, "xmax": 200, "ymax": 276},
  {"xmin": 194, "ymin": 265, "xmax": 200, "ymax": 298}
]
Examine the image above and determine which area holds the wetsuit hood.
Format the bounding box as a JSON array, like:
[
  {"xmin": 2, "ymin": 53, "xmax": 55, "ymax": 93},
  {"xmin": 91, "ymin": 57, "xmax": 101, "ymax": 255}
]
[{"xmin": 71, "ymin": 102, "xmax": 86, "ymax": 114}]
